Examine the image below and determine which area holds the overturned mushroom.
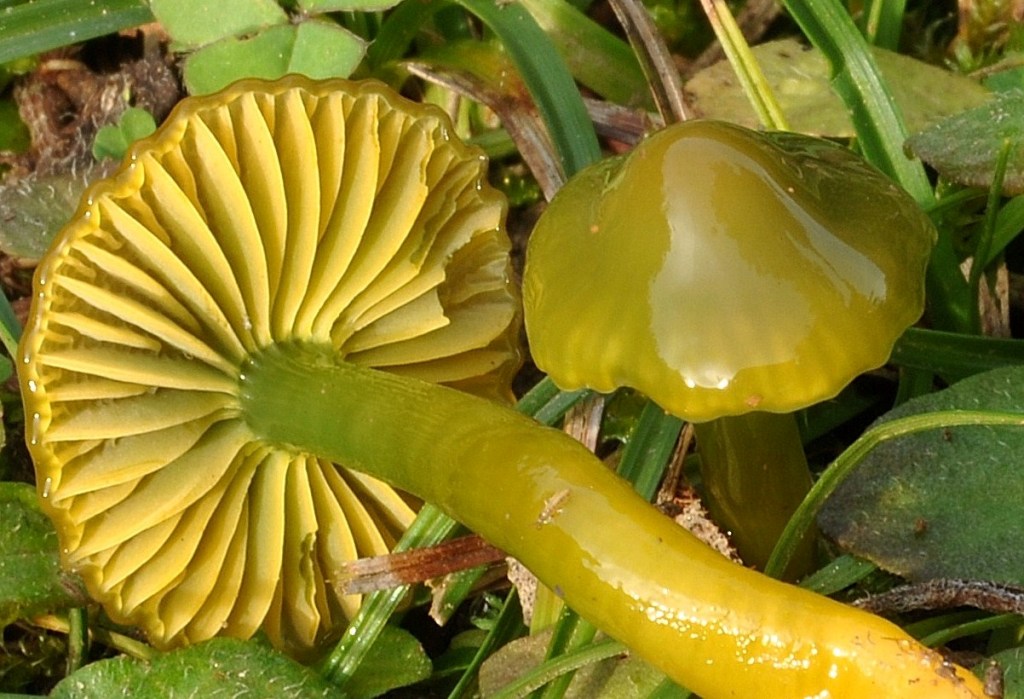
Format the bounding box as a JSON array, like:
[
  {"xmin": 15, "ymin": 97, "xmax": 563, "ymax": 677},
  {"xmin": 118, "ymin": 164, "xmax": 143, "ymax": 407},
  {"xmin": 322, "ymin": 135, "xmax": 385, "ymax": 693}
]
[{"xmin": 20, "ymin": 76, "xmax": 520, "ymax": 656}]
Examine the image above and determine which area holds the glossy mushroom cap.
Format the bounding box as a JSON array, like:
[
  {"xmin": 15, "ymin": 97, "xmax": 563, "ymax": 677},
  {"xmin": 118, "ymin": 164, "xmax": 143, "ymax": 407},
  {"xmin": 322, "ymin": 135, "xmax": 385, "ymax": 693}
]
[
  {"xmin": 523, "ymin": 120, "xmax": 935, "ymax": 422},
  {"xmin": 19, "ymin": 76, "xmax": 520, "ymax": 656}
]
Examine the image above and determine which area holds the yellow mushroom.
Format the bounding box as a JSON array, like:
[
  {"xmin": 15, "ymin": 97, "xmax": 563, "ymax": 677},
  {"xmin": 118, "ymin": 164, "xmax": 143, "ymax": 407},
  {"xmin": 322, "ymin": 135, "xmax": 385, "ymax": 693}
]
[
  {"xmin": 523, "ymin": 120, "xmax": 937, "ymax": 571},
  {"xmin": 19, "ymin": 78, "xmax": 985, "ymax": 698},
  {"xmin": 19, "ymin": 76, "xmax": 520, "ymax": 656}
]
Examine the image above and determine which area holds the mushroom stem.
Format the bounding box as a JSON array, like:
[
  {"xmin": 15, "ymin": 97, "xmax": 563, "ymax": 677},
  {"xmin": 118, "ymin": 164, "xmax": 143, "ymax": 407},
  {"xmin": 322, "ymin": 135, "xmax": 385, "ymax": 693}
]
[
  {"xmin": 693, "ymin": 412, "xmax": 815, "ymax": 577},
  {"xmin": 239, "ymin": 344, "xmax": 983, "ymax": 699}
]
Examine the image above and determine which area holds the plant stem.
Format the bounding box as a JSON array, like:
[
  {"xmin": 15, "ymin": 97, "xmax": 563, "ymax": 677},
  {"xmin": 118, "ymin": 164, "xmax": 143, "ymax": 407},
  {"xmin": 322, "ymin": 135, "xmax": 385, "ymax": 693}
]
[
  {"xmin": 606, "ymin": 0, "xmax": 689, "ymax": 124},
  {"xmin": 692, "ymin": 413, "xmax": 814, "ymax": 578},
  {"xmin": 238, "ymin": 344, "xmax": 984, "ymax": 698},
  {"xmin": 699, "ymin": 0, "xmax": 787, "ymax": 130}
]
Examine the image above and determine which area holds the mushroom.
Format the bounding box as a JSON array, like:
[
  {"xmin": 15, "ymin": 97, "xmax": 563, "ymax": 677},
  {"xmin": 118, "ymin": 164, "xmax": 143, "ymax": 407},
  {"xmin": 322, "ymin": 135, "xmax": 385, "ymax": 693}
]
[
  {"xmin": 19, "ymin": 76, "xmax": 521, "ymax": 656},
  {"xmin": 20, "ymin": 79, "xmax": 983, "ymax": 697},
  {"xmin": 522, "ymin": 119, "xmax": 936, "ymax": 571}
]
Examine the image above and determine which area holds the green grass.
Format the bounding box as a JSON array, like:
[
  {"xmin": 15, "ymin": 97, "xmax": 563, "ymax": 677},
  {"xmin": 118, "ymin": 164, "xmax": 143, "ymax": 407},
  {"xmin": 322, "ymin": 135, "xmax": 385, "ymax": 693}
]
[{"xmin": 2, "ymin": 1, "xmax": 1023, "ymax": 697}]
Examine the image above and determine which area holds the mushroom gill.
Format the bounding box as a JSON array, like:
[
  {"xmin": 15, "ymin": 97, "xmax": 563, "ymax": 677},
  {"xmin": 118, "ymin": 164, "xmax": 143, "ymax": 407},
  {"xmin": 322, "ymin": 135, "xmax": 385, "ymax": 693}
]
[{"xmin": 19, "ymin": 76, "xmax": 520, "ymax": 656}]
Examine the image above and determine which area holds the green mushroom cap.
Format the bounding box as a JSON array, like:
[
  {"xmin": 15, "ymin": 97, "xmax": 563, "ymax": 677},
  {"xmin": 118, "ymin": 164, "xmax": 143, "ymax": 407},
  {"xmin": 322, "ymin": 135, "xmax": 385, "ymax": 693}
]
[{"xmin": 523, "ymin": 120, "xmax": 936, "ymax": 422}]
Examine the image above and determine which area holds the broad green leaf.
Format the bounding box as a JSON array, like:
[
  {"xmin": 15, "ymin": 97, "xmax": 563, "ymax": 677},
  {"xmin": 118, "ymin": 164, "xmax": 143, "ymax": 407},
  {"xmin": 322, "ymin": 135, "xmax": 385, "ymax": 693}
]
[
  {"xmin": 906, "ymin": 89, "xmax": 1024, "ymax": 195},
  {"xmin": 92, "ymin": 107, "xmax": 157, "ymax": 161},
  {"xmin": 0, "ymin": 0, "xmax": 153, "ymax": 64},
  {"xmin": 596, "ymin": 657, "xmax": 678, "ymax": 698},
  {"xmin": 0, "ymin": 165, "xmax": 110, "ymax": 260},
  {"xmin": 50, "ymin": 638, "xmax": 337, "ymax": 698},
  {"xmin": 984, "ymin": 62, "xmax": 1024, "ymax": 93},
  {"xmin": 0, "ymin": 482, "xmax": 87, "ymax": 626},
  {"xmin": 818, "ymin": 365, "xmax": 1024, "ymax": 584},
  {"xmin": 299, "ymin": 0, "xmax": 403, "ymax": 11},
  {"xmin": 149, "ymin": 0, "xmax": 287, "ymax": 49},
  {"xmin": 687, "ymin": 39, "xmax": 991, "ymax": 138},
  {"xmin": 479, "ymin": 631, "xmax": 663, "ymax": 698},
  {"xmin": 285, "ymin": 21, "xmax": 367, "ymax": 80},
  {"xmin": 344, "ymin": 625, "xmax": 432, "ymax": 699},
  {"xmin": 182, "ymin": 21, "xmax": 366, "ymax": 95},
  {"xmin": 989, "ymin": 646, "xmax": 1024, "ymax": 699}
]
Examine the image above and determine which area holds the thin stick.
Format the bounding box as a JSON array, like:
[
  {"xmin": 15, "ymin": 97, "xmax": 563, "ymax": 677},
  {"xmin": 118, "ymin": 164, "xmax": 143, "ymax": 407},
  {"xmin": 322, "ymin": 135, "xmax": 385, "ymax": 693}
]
[
  {"xmin": 334, "ymin": 534, "xmax": 506, "ymax": 595},
  {"xmin": 606, "ymin": 0, "xmax": 690, "ymax": 124},
  {"xmin": 855, "ymin": 579, "xmax": 1024, "ymax": 617}
]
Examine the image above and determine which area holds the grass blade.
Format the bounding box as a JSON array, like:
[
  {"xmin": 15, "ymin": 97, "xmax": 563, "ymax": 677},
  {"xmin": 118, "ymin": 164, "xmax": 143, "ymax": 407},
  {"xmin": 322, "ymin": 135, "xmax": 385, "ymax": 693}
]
[
  {"xmin": 447, "ymin": 591, "xmax": 528, "ymax": 698},
  {"xmin": 454, "ymin": 0, "xmax": 601, "ymax": 178},
  {"xmin": 0, "ymin": 289, "xmax": 21, "ymax": 358},
  {"xmin": 892, "ymin": 327, "xmax": 1024, "ymax": 379},
  {"xmin": 861, "ymin": 0, "xmax": 906, "ymax": 49},
  {"xmin": 780, "ymin": 0, "xmax": 931, "ymax": 203},
  {"xmin": 520, "ymin": 0, "xmax": 649, "ymax": 107},
  {"xmin": 320, "ymin": 503, "xmax": 458, "ymax": 686},
  {"xmin": 616, "ymin": 400, "xmax": 683, "ymax": 502},
  {"xmin": 0, "ymin": 0, "xmax": 153, "ymax": 64},
  {"xmin": 779, "ymin": 1, "xmax": 978, "ymax": 332},
  {"xmin": 699, "ymin": 0, "xmax": 787, "ymax": 129},
  {"xmin": 489, "ymin": 638, "xmax": 626, "ymax": 699}
]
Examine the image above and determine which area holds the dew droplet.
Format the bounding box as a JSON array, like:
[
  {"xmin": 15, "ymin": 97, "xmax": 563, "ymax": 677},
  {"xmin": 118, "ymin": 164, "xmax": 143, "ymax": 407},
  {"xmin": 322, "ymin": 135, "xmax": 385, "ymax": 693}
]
[
  {"xmin": 41, "ymin": 477, "xmax": 52, "ymax": 498},
  {"xmin": 29, "ymin": 412, "xmax": 41, "ymax": 445},
  {"xmin": 27, "ymin": 379, "xmax": 37, "ymax": 393}
]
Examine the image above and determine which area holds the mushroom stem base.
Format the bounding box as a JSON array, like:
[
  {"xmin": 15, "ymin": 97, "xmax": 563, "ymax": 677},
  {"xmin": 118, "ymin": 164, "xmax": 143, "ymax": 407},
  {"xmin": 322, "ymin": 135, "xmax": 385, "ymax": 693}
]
[
  {"xmin": 693, "ymin": 412, "xmax": 815, "ymax": 578},
  {"xmin": 236, "ymin": 344, "xmax": 983, "ymax": 699}
]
